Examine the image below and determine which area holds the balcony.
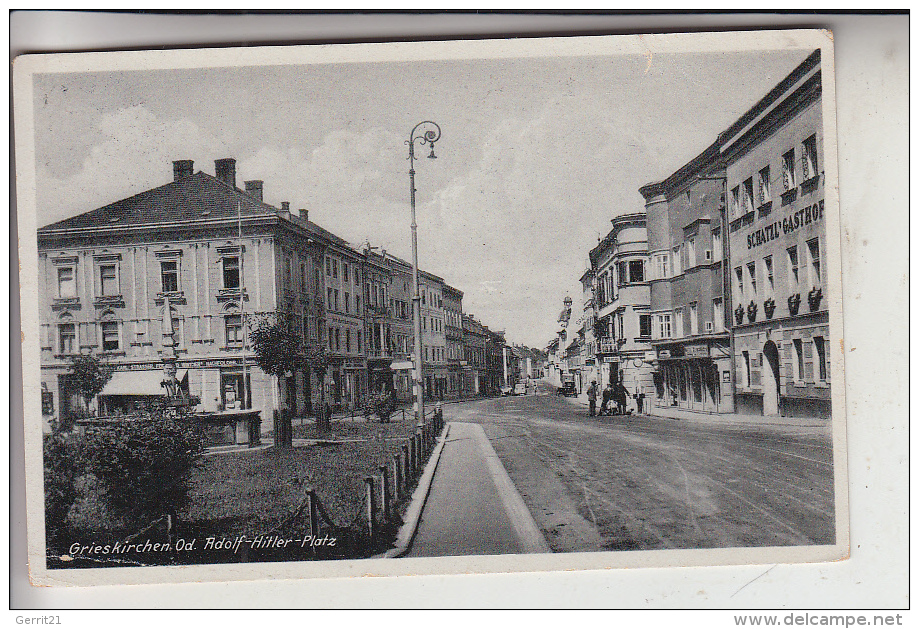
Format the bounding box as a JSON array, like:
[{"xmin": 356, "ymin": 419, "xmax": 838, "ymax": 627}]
[{"xmin": 598, "ymin": 340, "xmax": 618, "ymax": 355}]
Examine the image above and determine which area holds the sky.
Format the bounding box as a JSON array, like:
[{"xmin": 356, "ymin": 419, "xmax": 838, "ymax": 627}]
[{"xmin": 31, "ymin": 45, "xmax": 811, "ymax": 348}]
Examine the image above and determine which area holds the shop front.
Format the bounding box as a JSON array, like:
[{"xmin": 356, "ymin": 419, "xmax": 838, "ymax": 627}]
[{"xmin": 653, "ymin": 340, "xmax": 733, "ymax": 414}]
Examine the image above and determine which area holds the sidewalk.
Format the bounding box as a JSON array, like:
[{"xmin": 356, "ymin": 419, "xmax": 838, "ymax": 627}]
[
  {"xmin": 565, "ymin": 392, "xmax": 830, "ymax": 431},
  {"xmin": 404, "ymin": 421, "xmax": 549, "ymax": 558}
]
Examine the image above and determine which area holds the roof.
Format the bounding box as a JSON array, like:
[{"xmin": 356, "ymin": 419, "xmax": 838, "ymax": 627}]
[{"xmin": 37, "ymin": 169, "xmax": 353, "ymax": 250}]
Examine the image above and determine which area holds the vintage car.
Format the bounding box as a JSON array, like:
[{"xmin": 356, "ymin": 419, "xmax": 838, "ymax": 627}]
[
  {"xmin": 556, "ymin": 382, "xmax": 578, "ymax": 397},
  {"xmin": 513, "ymin": 383, "xmax": 528, "ymax": 396}
]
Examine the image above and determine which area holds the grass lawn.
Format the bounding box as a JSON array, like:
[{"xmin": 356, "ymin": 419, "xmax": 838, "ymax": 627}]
[{"xmin": 184, "ymin": 419, "xmax": 424, "ymax": 538}]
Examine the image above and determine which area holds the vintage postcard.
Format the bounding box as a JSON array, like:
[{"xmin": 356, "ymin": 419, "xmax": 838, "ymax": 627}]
[{"xmin": 14, "ymin": 28, "xmax": 847, "ymax": 587}]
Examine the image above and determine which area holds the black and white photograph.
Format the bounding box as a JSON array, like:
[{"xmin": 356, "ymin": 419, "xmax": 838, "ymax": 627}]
[{"xmin": 15, "ymin": 28, "xmax": 850, "ymax": 588}]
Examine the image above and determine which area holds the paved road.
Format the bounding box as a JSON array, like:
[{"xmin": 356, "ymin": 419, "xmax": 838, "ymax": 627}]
[{"xmin": 443, "ymin": 387, "xmax": 836, "ymax": 553}]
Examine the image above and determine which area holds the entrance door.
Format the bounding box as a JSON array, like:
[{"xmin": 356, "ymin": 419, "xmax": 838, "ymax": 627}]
[{"xmin": 762, "ymin": 341, "xmax": 781, "ymax": 416}]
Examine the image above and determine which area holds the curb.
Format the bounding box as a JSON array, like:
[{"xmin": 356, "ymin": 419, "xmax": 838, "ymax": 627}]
[
  {"xmin": 379, "ymin": 423, "xmax": 452, "ymax": 559},
  {"xmin": 468, "ymin": 422, "xmax": 551, "ymax": 554}
]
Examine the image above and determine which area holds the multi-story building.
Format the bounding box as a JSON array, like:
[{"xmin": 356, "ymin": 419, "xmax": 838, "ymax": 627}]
[
  {"xmin": 462, "ymin": 314, "xmax": 488, "ymax": 395},
  {"xmin": 442, "ymin": 283, "xmax": 465, "ymax": 399},
  {"xmin": 37, "ymin": 158, "xmax": 334, "ymax": 424},
  {"xmin": 419, "ymin": 271, "xmax": 447, "ymax": 400},
  {"xmin": 587, "ymin": 214, "xmax": 654, "ymax": 400},
  {"xmin": 484, "ymin": 327, "xmax": 506, "ymax": 395},
  {"xmin": 640, "ymin": 153, "xmax": 733, "ymax": 414},
  {"xmin": 361, "ymin": 246, "xmax": 392, "ymax": 395},
  {"xmin": 322, "ymin": 235, "xmax": 366, "ymax": 411},
  {"xmin": 578, "ymin": 267, "xmax": 601, "ymax": 390},
  {"xmin": 382, "ymin": 253, "xmax": 415, "ymax": 402},
  {"xmin": 722, "ymin": 49, "xmax": 829, "ymax": 418}
]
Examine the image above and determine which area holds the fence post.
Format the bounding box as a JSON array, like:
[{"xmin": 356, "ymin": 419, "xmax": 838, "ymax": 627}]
[
  {"xmin": 402, "ymin": 444, "xmax": 410, "ymax": 485},
  {"xmin": 415, "ymin": 430, "xmax": 422, "ymax": 468},
  {"xmin": 365, "ymin": 476, "xmax": 375, "ymax": 546},
  {"xmin": 392, "ymin": 454, "xmax": 401, "ymax": 502},
  {"xmin": 379, "ymin": 464, "xmax": 390, "ymax": 522}
]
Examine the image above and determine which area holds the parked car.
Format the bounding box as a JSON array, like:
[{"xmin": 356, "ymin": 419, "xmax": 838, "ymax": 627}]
[
  {"xmin": 557, "ymin": 382, "xmax": 577, "ymax": 397},
  {"xmin": 513, "ymin": 383, "xmax": 528, "ymax": 396},
  {"xmin": 500, "ymin": 385, "xmax": 513, "ymax": 396}
]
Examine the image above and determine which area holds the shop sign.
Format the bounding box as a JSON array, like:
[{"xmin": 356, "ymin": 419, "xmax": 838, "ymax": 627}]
[
  {"xmin": 344, "ymin": 359, "xmax": 365, "ymax": 370},
  {"xmin": 722, "ymin": 371, "xmax": 731, "ymax": 383},
  {"xmin": 685, "ymin": 344, "xmax": 710, "ymax": 358},
  {"xmin": 657, "ymin": 349, "xmax": 671, "ymax": 359},
  {"xmin": 746, "ymin": 199, "xmax": 824, "ymax": 250},
  {"xmin": 644, "ymin": 351, "xmax": 657, "ymax": 362},
  {"xmin": 602, "ymin": 356, "xmax": 618, "ymax": 363}
]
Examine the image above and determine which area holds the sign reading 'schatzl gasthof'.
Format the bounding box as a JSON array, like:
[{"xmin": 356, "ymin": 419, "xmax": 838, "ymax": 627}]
[{"xmin": 15, "ymin": 29, "xmax": 847, "ymax": 588}]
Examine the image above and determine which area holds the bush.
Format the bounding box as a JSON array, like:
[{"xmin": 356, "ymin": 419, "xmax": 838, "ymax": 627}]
[
  {"xmin": 43, "ymin": 433, "xmax": 89, "ymax": 542},
  {"xmin": 89, "ymin": 412, "xmax": 205, "ymax": 526}
]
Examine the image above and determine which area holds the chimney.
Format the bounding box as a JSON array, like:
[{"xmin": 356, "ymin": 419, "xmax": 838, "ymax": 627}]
[
  {"xmin": 244, "ymin": 180, "xmax": 263, "ymax": 201},
  {"xmin": 214, "ymin": 158, "xmax": 237, "ymax": 188},
  {"xmin": 298, "ymin": 208, "xmax": 309, "ymax": 222},
  {"xmin": 281, "ymin": 201, "xmax": 290, "ymax": 212},
  {"xmin": 172, "ymin": 160, "xmax": 194, "ymax": 181}
]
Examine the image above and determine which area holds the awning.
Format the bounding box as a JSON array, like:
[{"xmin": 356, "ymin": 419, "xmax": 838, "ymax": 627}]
[
  {"xmin": 390, "ymin": 361, "xmax": 414, "ymax": 370},
  {"xmin": 100, "ymin": 370, "xmax": 183, "ymax": 396}
]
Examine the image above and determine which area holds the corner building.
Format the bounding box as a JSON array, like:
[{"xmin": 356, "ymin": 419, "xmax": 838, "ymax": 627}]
[
  {"xmin": 722, "ymin": 50, "xmax": 830, "ymax": 418},
  {"xmin": 640, "ymin": 149, "xmax": 733, "ymax": 414}
]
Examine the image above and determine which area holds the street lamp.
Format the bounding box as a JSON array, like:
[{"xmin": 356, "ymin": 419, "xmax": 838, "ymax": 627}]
[{"xmin": 406, "ymin": 121, "xmax": 441, "ymax": 427}]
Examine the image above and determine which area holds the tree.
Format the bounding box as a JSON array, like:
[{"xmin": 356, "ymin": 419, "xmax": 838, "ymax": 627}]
[
  {"xmin": 67, "ymin": 354, "xmax": 114, "ymax": 415},
  {"xmin": 249, "ymin": 314, "xmax": 301, "ymax": 447}
]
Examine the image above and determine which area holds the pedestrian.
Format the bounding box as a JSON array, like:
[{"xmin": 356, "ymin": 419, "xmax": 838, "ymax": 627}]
[
  {"xmin": 615, "ymin": 380, "xmax": 629, "ymax": 415},
  {"xmin": 600, "ymin": 382, "xmax": 614, "ymax": 416},
  {"xmin": 587, "ymin": 380, "xmax": 598, "ymax": 417},
  {"xmin": 635, "ymin": 388, "xmax": 645, "ymax": 415}
]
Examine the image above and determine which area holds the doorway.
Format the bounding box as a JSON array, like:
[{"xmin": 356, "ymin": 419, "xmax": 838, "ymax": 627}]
[{"xmin": 762, "ymin": 341, "xmax": 781, "ymax": 416}]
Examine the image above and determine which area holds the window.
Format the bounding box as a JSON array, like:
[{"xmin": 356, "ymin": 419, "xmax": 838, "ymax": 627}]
[
  {"xmin": 344, "ymin": 292, "xmax": 350, "ymax": 314},
  {"xmin": 345, "ymin": 329, "xmax": 351, "ymax": 353},
  {"xmin": 101, "ymin": 321, "xmax": 119, "ymax": 351},
  {"xmin": 333, "ymin": 259, "xmax": 338, "ymax": 279},
  {"xmin": 782, "ymin": 149, "xmax": 797, "ymax": 191},
  {"xmin": 758, "ymin": 166, "xmax": 771, "ymax": 205},
  {"xmin": 807, "ymin": 238, "xmax": 821, "ymax": 287},
  {"xmin": 672, "ymin": 246, "xmax": 682, "ymax": 275},
  {"xmin": 802, "ymin": 135, "xmax": 818, "ymax": 181},
  {"xmin": 651, "ymin": 253, "xmax": 669, "ymax": 280},
  {"xmin": 300, "ymin": 263, "xmax": 307, "ymax": 293},
  {"xmin": 764, "ymin": 256, "xmax": 774, "ymax": 297},
  {"xmin": 686, "ymin": 237, "xmax": 696, "ymax": 267},
  {"xmin": 221, "ymin": 257, "xmax": 239, "ymax": 289},
  {"xmin": 57, "ymin": 266, "xmax": 76, "ymax": 298},
  {"xmin": 354, "ymin": 269, "xmax": 361, "ymax": 284},
  {"xmin": 335, "ymin": 328, "xmax": 341, "ymax": 352},
  {"xmin": 162, "ymin": 260, "xmax": 180, "ymax": 292},
  {"xmin": 355, "ymin": 295, "xmax": 361, "ymax": 313},
  {"xmin": 327, "ymin": 287, "xmax": 333, "ymax": 310},
  {"xmin": 639, "ymin": 314, "xmax": 651, "ymax": 338},
  {"xmin": 334, "ymin": 289, "xmax": 339, "ymax": 311},
  {"xmin": 674, "ymin": 308, "xmax": 684, "ymax": 338},
  {"xmin": 328, "ymin": 326, "xmax": 334, "ymax": 351},
  {"xmin": 326, "ymin": 258, "xmax": 331, "ymax": 276},
  {"xmin": 711, "ymin": 229, "xmax": 722, "ymax": 262},
  {"xmin": 747, "ymin": 261, "xmax": 757, "ymax": 297},
  {"xmin": 734, "ymin": 267, "xmax": 744, "ymax": 301},
  {"xmin": 742, "ymin": 178, "xmax": 755, "ymax": 214},
  {"xmin": 59, "ymin": 322, "xmax": 77, "ymax": 354},
  {"xmin": 743, "ymin": 351, "xmax": 751, "ymax": 388},
  {"xmin": 793, "ymin": 339, "xmax": 804, "ymax": 381},
  {"xmin": 343, "ymin": 263, "xmax": 349, "ymax": 283},
  {"xmin": 689, "ymin": 302, "xmax": 698, "ymax": 336},
  {"xmin": 225, "ymin": 314, "xmax": 243, "ymax": 347},
  {"xmin": 99, "ymin": 264, "xmax": 118, "ymax": 296},
  {"xmin": 814, "ymin": 336, "xmax": 828, "ymax": 381},
  {"xmin": 787, "ymin": 246, "xmax": 800, "ymax": 289},
  {"xmin": 713, "ymin": 298, "xmax": 724, "ymax": 332},
  {"xmin": 730, "ymin": 186, "xmax": 740, "ymax": 218},
  {"xmin": 284, "ymin": 257, "xmax": 292, "ymax": 288}
]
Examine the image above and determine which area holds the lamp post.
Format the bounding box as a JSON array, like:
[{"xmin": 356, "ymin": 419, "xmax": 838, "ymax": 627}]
[{"xmin": 406, "ymin": 121, "xmax": 441, "ymax": 427}]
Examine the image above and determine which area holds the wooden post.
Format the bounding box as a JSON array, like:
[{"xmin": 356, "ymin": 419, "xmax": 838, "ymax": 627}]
[
  {"xmin": 365, "ymin": 476, "xmax": 375, "ymax": 544},
  {"xmin": 393, "ymin": 454, "xmax": 401, "ymax": 501},
  {"xmin": 415, "ymin": 430, "xmax": 423, "ymax": 467},
  {"xmin": 379, "ymin": 464, "xmax": 390, "ymax": 522},
  {"xmin": 402, "ymin": 444, "xmax": 410, "ymax": 485}
]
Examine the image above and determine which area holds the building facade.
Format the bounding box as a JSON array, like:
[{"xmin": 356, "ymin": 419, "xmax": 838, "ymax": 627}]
[
  {"xmin": 38, "ymin": 158, "xmax": 333, "ymax": 425},
  {"xmin": 442, "ymin": 284, "xmax": 466, "ymax": 399},
  {"xmin": 588, "ymin": 214, "xmax": 654, "ymax": 403},
  {"xmin": 419, "ymin": 271, "xmax": 447, "ymax": 400},
  {"xmin": 640, "ymin": 153, "xmax": 734, "ymax": 415},
  {"xmin": 722, "ymin": 50, "xmax": 830, "ymax": 418},
  {"xmin": 462, "ymin": 314, "xmax": 488, "ymax": 395}
]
